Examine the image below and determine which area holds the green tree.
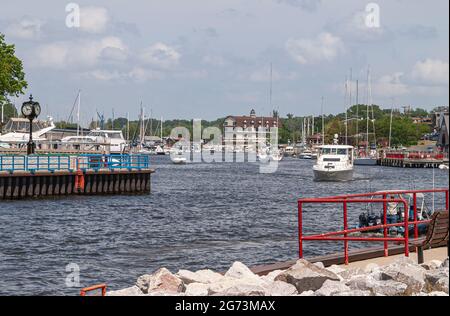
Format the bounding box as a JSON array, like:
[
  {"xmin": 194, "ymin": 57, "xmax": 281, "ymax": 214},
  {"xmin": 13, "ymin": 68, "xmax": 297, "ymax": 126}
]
[{"xmin": 0, "ymin": 33, "xmax": 28, "ymax": 112}]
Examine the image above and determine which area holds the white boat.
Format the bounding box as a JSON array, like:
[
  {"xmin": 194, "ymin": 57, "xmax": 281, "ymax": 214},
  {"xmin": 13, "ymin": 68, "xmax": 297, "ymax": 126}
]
[
  {"xmin": 299, "ymin": 150, "xmax": 313, "ymax": 160},
  {"xmin": 439, "ymin": 164, "xmax": 449, "ymax": 170},
  {"xmin": 87, "ymin": 129, "xmax": 127, "ymax": 154},
  {"xmin": 170, "ymin": 148, "xmax": 188, "ymax": 164},
  {"xmin": 313, "ymin": 145, "xmax": 354, "ymax": 182},
  {"xmin": 0, "ymin": 117, "xmax": 55, "ymax": 144}
]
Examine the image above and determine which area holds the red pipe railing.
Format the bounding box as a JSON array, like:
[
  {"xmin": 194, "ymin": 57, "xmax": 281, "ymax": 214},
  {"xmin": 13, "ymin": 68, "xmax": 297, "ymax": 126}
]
[
  {"xmin": 80, "ymin": 284, "xmax": 107, "ymax": 296},
  {"xmin": 298, "ymin": 189, "xmax": 449, "ymax": 265}
]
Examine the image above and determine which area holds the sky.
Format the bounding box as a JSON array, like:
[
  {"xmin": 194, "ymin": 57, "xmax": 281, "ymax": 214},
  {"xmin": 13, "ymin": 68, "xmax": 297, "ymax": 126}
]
[{"xmin": 0, "ymin": 0, "xmax": 449, "ymax": 124}]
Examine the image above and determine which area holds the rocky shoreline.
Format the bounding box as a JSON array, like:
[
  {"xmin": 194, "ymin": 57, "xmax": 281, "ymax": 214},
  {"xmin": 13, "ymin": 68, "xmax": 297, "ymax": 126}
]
[{"xmin": 107, "ymin": 257, "xmax": 449, "ymax": 296}]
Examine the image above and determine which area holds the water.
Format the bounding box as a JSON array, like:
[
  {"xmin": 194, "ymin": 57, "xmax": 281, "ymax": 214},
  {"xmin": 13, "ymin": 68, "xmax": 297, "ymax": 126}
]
[{"xmin": 0, "ymin": 156, "xmax": 448, "ymax": 295}]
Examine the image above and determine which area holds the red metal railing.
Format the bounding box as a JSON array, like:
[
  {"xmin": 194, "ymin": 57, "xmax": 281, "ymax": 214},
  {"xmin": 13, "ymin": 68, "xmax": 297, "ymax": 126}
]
[
  {"xmin": 298, "ymin": 189, "xmax": 449, "ymax": 265},
  {"xmin": 80, "ymin": 284, "xmax": 107, "ymax": 296}
]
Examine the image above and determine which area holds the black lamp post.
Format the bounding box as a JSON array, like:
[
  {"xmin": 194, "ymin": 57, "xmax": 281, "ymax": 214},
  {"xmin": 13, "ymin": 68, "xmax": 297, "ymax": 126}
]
[{"xmin": 21, "ymin": 95, "xmax": 41, "ymax": 155}]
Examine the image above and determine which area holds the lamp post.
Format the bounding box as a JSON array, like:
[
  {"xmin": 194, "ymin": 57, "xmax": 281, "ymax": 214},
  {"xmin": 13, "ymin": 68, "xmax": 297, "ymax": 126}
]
[{"xmin": 21, "ymin": 95, "xmax": 41, "ymax": 155}]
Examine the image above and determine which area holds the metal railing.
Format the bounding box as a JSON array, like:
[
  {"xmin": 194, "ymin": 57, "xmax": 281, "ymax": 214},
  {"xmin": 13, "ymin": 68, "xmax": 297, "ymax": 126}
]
[
  {"xmin": 0, "ymin": 154, "xmax": 150, "ymax": 172},
  {"xmin": 298, "ymin": 189, "xmax": 449, "ymax": 265}
]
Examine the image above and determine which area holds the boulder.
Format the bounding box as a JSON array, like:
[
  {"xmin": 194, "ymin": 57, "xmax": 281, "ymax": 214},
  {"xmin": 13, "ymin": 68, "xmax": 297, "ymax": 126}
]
[
  {"xmin": 313, "ymin": 262, "xmax": 325, "ymax": 269},
  {"xmin": 207, "ymin": 277, "xmax": 266, "ymax": 295},
  {"xmin": 263, "ymin": 281, "xmax": 298, "ymax": 296},
  {"xmin": 332, "ymin": 290, "xmax": 373, "ymax": 296},
  {"xmin": 421, "ymin": 260, "xmax": 442, "ymax": 271},
  {"xmin": 424, "ymin": 269, "xmax": 449, "ymax": 292},
  {"xmin": 380, "ymin": 261, "xmax": 426, "ymax": 294},
  {"xmin": 275, "ymin": 259, "xmax": 340, "ymax": 293},
  {"xmin": 427, "ymin": 291, "xmax": 449, "ymax": 296},
  {"xmin": 298, "ymin": 290, "xmax": 315, "ymax": 296},
  {"xmin": 261, "ymin": 270, "xmax": 284, "ymax": 283},
  {"xmin": 326, "ymin": 265, "xmax": 346, "ymax": 275},
  {"xmin": 346, "ymin": 275, "xmax": 407, "ymax": 296},
  {"xmin": 106, "ymin": 286, "xmax": 144, "ymax": 296},
  {"xmin": 215, "ymin": 283, "xmax": 266, "ymax": 296},
  {"xmin": 315, "ymin": 280, "xmax": 351, "ymax": 297},
  {"xmin": 176, "ymin": 269, "xmax": 224, "ymax": 285},
  {"xmin": 225, "ymin": 262, "xmax": 259, "ymax": 280},
  {"xmin": 185, "ymin": 283, "xmax": 210, "ymax": 296},
  {"xmin": 136, "ymin": 268, "xmax": 185, "ymax": 294},
  {"xmin": 338, "ymin": 268, "xmax": 365, "ymax": 280},
  {"xmin": 441, "ymin": 258, "xmax": 449, "ymax": 268},
  {"xmin": 364, "ymin": 263, "xmax": 380, "ymax": 273}
]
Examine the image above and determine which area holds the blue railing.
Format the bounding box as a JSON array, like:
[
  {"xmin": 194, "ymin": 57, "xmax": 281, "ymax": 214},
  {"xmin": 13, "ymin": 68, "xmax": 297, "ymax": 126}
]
[{"xmin": 0, "ymin": 154, "xmax": 150, "ymax": 173}]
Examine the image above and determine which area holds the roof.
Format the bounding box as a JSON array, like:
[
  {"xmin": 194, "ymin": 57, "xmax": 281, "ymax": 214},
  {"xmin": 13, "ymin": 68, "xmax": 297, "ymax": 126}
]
[{"xmin": 225, "ymin": 115, "xmax": 281, "ymax": 128}]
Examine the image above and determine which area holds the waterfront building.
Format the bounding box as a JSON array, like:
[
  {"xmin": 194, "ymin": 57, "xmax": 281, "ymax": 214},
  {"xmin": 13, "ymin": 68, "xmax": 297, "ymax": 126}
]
[{"xmin": 437, "ymin": 112, "xmax": 449, "ymax": 153}]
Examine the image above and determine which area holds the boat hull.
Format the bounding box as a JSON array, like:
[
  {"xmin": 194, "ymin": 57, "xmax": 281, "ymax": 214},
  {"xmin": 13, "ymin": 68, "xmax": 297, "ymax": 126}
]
[
  {"xmin": 313, "ymin": 168, "xmax": 354, "ymax": 182},
  {"xmin": 354, "ymin": 158, "xmax": 378, "ymax": 166}
]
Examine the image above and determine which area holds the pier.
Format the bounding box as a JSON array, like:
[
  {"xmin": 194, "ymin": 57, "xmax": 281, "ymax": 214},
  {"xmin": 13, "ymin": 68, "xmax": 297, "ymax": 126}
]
[
  {"xmin": 378, "ymin": 151, "xmax": 447, "ymax": 168},
  {"xmin": 0, "ymin": 154, "xmax": 153, "ymax": 200}
]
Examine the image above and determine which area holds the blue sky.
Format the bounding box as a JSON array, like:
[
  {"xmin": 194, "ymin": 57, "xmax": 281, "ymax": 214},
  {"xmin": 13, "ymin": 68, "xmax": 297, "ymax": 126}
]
[{"xmin": 0, "ymin": 0, "xmax": 448, "ymax": 124}]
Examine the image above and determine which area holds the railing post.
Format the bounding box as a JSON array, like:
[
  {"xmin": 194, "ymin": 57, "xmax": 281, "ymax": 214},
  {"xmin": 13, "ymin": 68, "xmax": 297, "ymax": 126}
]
[
  {"xmin": 403, "ymin": 200, "xmax": 410, "ymax": 257},
  {"xmin": 343, "ymin": 199, "xmax": 349, "ymax": 265},
  {"xmin": 446, "ymin": 190, "xmax": 449, "ymax": 211},
  {"xmin": 383, "ymin": 194, "xmax": 388, "ymax": 257},
  {"xmin": 298, "ymin": 200, "xmax": 303, "ymax": 259},
  {"xmin": 413, "ymin": 193, "xmax": 418, "ymax": 239}
]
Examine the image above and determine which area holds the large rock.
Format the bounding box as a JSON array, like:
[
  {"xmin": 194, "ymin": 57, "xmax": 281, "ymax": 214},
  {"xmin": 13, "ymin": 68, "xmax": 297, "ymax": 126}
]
[
  {"xmin": 332, "ymin": 290, "xmax": 373, "ymax": 296},
  {"xmin": 380, "ymin": 260, "xmax": 426, "ymax": 295},
  {"xmin": 225, "ymin": 262, "xmax": 260, "ymax": 280},
  {"xmin": 261, "ymin": 270, "xmax": 284, "ymax": 283},
  {"xmin": 106, "ymin": 286, "xmax": 144, "ymax": 296},
  {"xmin": 262, "ymin": 281, "xmax": 298, "ymax": 296},
  {"xmin": 185, "ymin": 283, "xmax": 210, "ymax": 296},
  {"xmin": 207, "ymin": 277, "xmax": 266, "ymax": 295},
  {"xmin": 298, "ymin": 290, "xmax": 315, "ymax": 296},
  {"xmin": 337, "ymin": 268, "xmax": 365, "ymax": 280},
  {"xmin": 425, "ymin": 269, "xmax": 449, "ymax": 294},
  {"xmin": 214, "ymin": 283, "xmax": 266, "ymax": 296},
  {"xmin": 176, "ymin": 269, "xmax": 224, "ymax": 285},
  {"xmin": 315, "ymin": 280, "xmax": 351, "ymax": 296},
  {"xmin": 346, "ymin": 275, "xmax": 407, "ymax": 296},
  {"xmin": 441, "ymin": 258, "xmax": 449, "ymax": 268},
  {"xmin": 420, "ymin": 260, "xmax": 442, "ymax": 271},
  {"xmin": 275, "ymin": 259, "xmax": 340, "ymax": 293},
  {"xmin": 136, "ymin": 268, "xmax": 185, "ymax": 294}
]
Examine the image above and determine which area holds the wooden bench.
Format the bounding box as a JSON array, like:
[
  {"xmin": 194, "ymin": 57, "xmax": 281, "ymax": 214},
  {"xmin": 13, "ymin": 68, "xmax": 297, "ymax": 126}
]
[{"xmin": 412, "ymin": 211, "xmax": 449, "ymax": 264}]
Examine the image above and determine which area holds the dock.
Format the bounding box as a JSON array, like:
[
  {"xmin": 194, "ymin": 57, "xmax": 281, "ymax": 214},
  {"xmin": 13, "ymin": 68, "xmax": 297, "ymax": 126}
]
[
  {"xmin": 378, "ymin": 151, "xmax": 447, "ymax": 168},
  {"xmin": 0, "ymin": 154, "xmax": 154, "ymax": 200}
]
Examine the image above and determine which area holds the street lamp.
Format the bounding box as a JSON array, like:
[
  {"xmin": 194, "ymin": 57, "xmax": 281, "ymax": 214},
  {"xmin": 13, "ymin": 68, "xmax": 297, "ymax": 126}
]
[{"xmin": 21, "ymin": 95, "xmax": 41, "ymax": 155}]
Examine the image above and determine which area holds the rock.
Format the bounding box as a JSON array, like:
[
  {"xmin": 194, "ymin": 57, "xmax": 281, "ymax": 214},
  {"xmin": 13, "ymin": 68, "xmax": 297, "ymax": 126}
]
[
  {"xmin": 215, "ymin": 283, "xmax": 266, "ymax": 296},
  {"xmin": 421, "ymin": 260, "xmax": 442, "ymax": 271},
  {"xmin": 425, "ymin": 269, "xmax": 449, "ymax": 293},
  {"xmin": 147, "ymin": 291, "xmax": 186, "ymax": 296},
  {"xmin": 225, "ymin": 262, "xmax": 259, "ymax": 280},
  {"xmin": 315, "ymin": 280, "xmax": 351, "ymax": 296},
  {"xmin": 380, "ymin": 261, "xmax": 426, "ymax": 294},
  {"xmin": 298, "ymin": 290, "xmax": 315, "ymax": 296},
  {"xmin": 185, "ymin": 283, "xmax": 210, "ymax": 296},
  {"xmin": 275, "ymin": 259, "xmax": 340, "ymax": 293},
  {"xmin": 332, "ymin": 290, "xmax": 373, "ymax": 296},
  {"xmin": 207, "ymin": 277, "xmax": 266, "ymax": 295},
  {"xmin": 427, "ymin": 291, "xmax": 449, "ymax": 296},
  {"xmin": 261, "ymin": 270, "xmax": 284, "ymax": 283},
  {"xmin": 371, "ymin": 280, "xmax": 408, "ymax": 296},
  {"xmin": 106, "ymin": 286, "xmax": 144, "ymax": 296},
  {"xmin": 263, "ymin": 281, "xmax": 298, "ymax": 296},
  {"xmin": 177, "ymin": 269, "xmax": 224, "ymax": 285},
  {"xmin": 338, "ymin": 268, "xmax": 365, "ymax": 280},
  {"xmin": 136, "ymin": 268, "xmax": 185, "ymax": 294},
  {"xmin": 326, "ymin": 265, "xmax": 346, "ymax": 275},
  {"xmin": 441, "ymin": 258, "xmax": 449, "ymax": 268},
  {"xmin": 346, "ymin": 275, "xmax": 407, "ymax": 296},
  {"xmin": 364, "ymin": 263, "xmax": 380, "ymax": 273},
  {"xmin": 313, "ymin": 262, "xmax": 325, "ymax": 269}
]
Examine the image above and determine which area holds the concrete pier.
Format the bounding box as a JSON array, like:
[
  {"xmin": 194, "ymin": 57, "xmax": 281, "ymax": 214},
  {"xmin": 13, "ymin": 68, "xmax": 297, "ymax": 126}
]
[{"xmin": 0, "ymin": 169, "xmax": 154, "ymax": 200}]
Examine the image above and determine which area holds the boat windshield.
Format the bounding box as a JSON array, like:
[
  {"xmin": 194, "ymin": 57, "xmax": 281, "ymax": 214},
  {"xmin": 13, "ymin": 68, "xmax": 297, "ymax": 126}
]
[
  {"xmin": 106, "ymin": 132, "xmax": 123, "ymax": 139},
  {"xmin": 321, "ymin": 148, "xmax": 348, "ymax": 155}
]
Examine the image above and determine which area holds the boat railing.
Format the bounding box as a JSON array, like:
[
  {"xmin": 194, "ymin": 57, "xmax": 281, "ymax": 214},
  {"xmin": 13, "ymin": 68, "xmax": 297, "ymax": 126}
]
[
  {"xmin": 298, "ymin": 189, "xmax": 449, "ymax": 265},
  {"xmin": 0, "ymin": 154, "xmax": 150, "ymax": 173}
]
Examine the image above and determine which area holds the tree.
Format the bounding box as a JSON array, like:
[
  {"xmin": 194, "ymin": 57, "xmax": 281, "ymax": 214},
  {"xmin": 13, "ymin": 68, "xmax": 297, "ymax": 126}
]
[{"xmin": 1, "ymin": 33, "xmax": 27, "ymax": 124}]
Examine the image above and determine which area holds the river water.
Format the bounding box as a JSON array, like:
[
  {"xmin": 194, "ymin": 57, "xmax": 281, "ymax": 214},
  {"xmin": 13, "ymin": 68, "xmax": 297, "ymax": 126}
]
[{"xmin": 0, "ymin": 156, "xmax": 448, "ymax": 295}]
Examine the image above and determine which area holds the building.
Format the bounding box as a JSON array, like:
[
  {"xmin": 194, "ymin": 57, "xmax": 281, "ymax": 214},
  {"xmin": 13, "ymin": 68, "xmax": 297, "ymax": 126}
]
[
  {"xmin": 223, "ymin": 109, "xmax": 281, "ymax": 149},
  {"xmin": 437, "ymin": 112, "xmax": 449, "ymax": 153}
]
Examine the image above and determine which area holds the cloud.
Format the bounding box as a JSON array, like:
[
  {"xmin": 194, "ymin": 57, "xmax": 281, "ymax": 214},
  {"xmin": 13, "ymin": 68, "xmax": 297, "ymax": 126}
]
[
  {"xmin": 31, "ymin": 36, "xmax": 128, "ymax": 69},
  {"xmin": 80, "ymin": 6, "xmax": 110, "ymax": 34},
  {"xmin": 84, "ymin": 68, "xmax": 163, "ymax": 82},
  {"xmin": 286, "ymin": 33, "xmax": 345, "ymax": 65},
  {"xmin": 412, "ymin": 59, "xmax": 449, "ymax": 85},
  {"xmin": 372, "ymin": 72, "xmax": 410, "ymax": 97},
  {"xmin": 275, "ymin": 0, "xmax": 321, "ymax": 11},
  {"xmin": 202, "ymin": 55, "xmax": 227, "ymax": 67},
  {"xmin": 4, "ymin": 17, "xmax": 43, "ymax": 39},
  {"xmin": 139, "ymin": 43, "xmax": 181, "ymax": 69}
]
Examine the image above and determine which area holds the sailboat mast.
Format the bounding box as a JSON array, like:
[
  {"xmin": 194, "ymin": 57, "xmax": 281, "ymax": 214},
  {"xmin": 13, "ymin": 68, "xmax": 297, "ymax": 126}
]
[
  {"xmin": 76, "ymin": 90, "xmax": 81, "ymax": 137},
  {"xmin": 366, "ymin": 67, "xmax": 371, "ymax": 153},
  {"xmin": 321, "ymin": 97, "xmax": 325, "ymax": 145},
  {"xmin": 389, "ymin": 99, "xmax": 394, "ymax": 149},
  {"xmin": 356, "ymin": 79, "xmax": 359, "ymax": 149},
  {"xmin": 345, "ymin": 77, "xmax": 348, "ymax": 145}
]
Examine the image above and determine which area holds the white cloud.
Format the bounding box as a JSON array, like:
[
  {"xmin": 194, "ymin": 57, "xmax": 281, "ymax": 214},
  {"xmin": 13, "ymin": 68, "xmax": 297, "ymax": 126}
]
[
  {"xmin": 202, "ymin": 55, "xmax": 227, "ymax": 67},
  {"xmin": 372, "ymin": 72, "xmax": 410, "ymax": 97},
  {"xmin": 5, "ymin": 17, "xmax": 43, "ymax": 39},
  {"xmin": 286, "ymin": 33, "xmax": 345, "ymax": 65},
  {"xmin": 84, "ymin": 68, "xmax": 163, "ymax": 82},
  {"xmin": 412, "ymin": 59, "xmax": 449, "ymax": 85},
  {"xmin": 139, "ymin": 43, "xmax": 181, "ymax": 69},
  {"xmin": 80, "ymin": 6, "xmax": 110, "ymax": 34},
  {"xmin": 32, "ymin": 37, "xmax": 127, "ymax": 69}
]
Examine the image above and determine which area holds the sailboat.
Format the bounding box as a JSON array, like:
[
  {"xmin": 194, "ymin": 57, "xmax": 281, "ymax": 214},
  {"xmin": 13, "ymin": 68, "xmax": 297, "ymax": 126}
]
[{"xmin": 355, "ymin": 67, "xmax": 378, "ymax": 166}]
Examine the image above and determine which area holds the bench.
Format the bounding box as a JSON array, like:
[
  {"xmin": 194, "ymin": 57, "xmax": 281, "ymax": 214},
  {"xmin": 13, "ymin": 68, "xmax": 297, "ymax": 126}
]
[{"xmin": 411, "ymin": 211, "xmax": 449, "ymax": 264}]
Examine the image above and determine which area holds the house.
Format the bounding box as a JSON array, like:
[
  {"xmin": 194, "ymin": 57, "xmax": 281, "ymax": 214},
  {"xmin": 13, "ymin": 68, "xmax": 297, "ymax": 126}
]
[{"xmin": 223, "ymin": 109, "xmax": 281, "ymax": 149}]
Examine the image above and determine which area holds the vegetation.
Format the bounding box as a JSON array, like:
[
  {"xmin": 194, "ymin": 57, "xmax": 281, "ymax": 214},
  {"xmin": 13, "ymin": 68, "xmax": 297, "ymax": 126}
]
[{"xmin": 0, "ymin": 33, "xmax": 27, "ymax": 123}]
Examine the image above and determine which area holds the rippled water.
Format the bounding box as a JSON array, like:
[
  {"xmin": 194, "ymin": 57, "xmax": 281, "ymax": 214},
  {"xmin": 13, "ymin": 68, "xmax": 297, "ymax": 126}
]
[{"xmin": 0, "ymin": 156, "xmax": 448, "ymax": 295}]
